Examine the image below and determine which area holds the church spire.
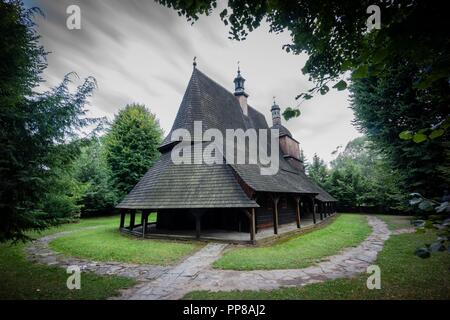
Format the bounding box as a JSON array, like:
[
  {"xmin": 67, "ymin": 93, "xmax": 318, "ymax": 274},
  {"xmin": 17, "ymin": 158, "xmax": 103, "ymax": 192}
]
[
  {"xmin": 271, "ymin": 97, "xmax": 281, "ymax": 126},
  {"xmin": 233, "ymin": 62, "xmax": 248, "ymax": 98},
  {"xmin": 233, "ymin": 62, "xmax": 249, "ymax": 116}
]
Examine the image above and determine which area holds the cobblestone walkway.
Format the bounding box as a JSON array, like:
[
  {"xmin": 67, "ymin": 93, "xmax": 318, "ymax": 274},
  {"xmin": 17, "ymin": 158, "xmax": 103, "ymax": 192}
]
[
  {"xmin": 115, "ymin": 243, "xmax": 228, "ymax": 300},
  {"xmin": 25, "ymin": 216, "xmax": 414, "ymax": 300},
  {"xmin": 25, "ymin": 227, "xmax": 169, "ymax": 281}
]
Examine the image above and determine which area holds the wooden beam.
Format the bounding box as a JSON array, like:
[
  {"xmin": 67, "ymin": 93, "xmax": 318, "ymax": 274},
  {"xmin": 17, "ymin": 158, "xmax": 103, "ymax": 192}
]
[
  {"xmin": 245, "ymin": 209, "xmax": 256, "ymax": 243},
  {"xmin": 129, "ymin": 210, "xmax": 136, "ymax": 230},
  {"xmin": 273, "ymin": 196, "xmax": 279, "ymax": 234},
  {"xmin": 192, "ymin": 210, "xmax": 204, "ymax": 239},
  {"xmin": 252, "ymin": 208, "xmax": 256, "ymax": 240},
  {"xmin": 195, "ymin": 215, "xmax": 201, "ymax": 239},
  {"xmin": 295, "ymin": 197, "xmax": 301, "ymax": 228},
  {"xmin": 142, "ymin": 211, "xmax": 148, "ymax": 237},
  {"xmin": 311, "ymin": 197, "xmax": 317, "ymax": 224},
  {"xmin": 119, "ymin": 210, "xmax": 126, "ymax": 228},
  {"xmin": 320, "ymin": 203, "xmax": 324, "ymax": 220}
]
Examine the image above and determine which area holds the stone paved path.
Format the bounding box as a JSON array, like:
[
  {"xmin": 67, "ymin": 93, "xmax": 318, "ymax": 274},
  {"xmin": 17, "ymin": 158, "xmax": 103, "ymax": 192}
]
[
  {"xmin": 25, "ymin": 216, "xmax": 414, "ymax": 300},
  {"xmin": 115, "ymin": 243, "xmax": 228, "ymax": 300},
  {"xmin": 25, "ymin": 227, "xmax": 169, "ymax": 281}
]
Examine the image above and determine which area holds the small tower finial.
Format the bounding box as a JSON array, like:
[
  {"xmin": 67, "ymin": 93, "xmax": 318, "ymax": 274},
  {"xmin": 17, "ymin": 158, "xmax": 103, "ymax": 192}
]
[
  {"xmin": 193, "ymin": 56, "xmax": 197, "ymax": 68},
  {"xmin": 271, "ymin": 97, "xmax": 281, "ymax": 126},
  {"xmin": 237, "ymin": 60, "xmax": 240, "ymax": 73}
]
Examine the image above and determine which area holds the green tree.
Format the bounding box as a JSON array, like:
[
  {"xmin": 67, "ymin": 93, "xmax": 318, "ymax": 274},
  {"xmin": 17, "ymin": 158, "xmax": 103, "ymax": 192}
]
[
  {"xmin": 350, "ymin": 60, "xmax": 450, "ymax": 198},
  {"xmin": 327, "ymin": 161, "xmax": 367, "ymax": 209},
  {"xmin": 327, "ymin": 137, "xmax": 406, "ymax": 211},
  {"xmin": 73, "ymin": 139, "xmax": 118, "ymax": 217},
  {"xmin": 104, "ymin": 104, "xmax": 163, "ymax": 197},
  {"xmin": 307, "ymin": 153, "xmax": 328, "ymax": 188},
  {"xmin": 299, "ymin": 149, "xmax": 308, "ymax": 172},
  {"xmin": 0, "ymin": 1, "xmax": 98, "ymax": 242}
]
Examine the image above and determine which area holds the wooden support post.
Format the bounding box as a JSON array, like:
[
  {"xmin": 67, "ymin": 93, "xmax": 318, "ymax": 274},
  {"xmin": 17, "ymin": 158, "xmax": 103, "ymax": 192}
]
[
  {"xmin": 273, "ymin": 196, "xmax": 279, "ymax": 235},
  {"xmin": 320, "ymin": 203, "xmax": 324, "ymax": 220},
  {"xmin": 295, "ymin": 197, "xmax": 301, "ymax": 228},
  {"xmin": 119, "ymin": 210, "xmax": 126, "ymax": 228},
  {"xmin": 251, "ymin": 208, "xmax": 256, "ymax": 242},
  {"xmin": 245, "ymin": 209, "xmax": 256, "ymax": 243},
  {"xmin": 142, "ymin": 211, "xmax": 148, "ymax": 237},
  {"xmin": 192, "ymin": 210, "xmax": 204, "ymax": 240},
  {"xmin": 129, "ymin": 210, "xmax": 136, "ymax": 230},
  {"xmin": 311, "ymin": 197, "xmax": 317, "ymax": 224}
]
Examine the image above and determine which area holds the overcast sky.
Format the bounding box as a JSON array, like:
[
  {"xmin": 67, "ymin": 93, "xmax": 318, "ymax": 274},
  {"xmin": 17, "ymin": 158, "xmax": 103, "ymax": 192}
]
[{"xmin": 26, "ymin": 0, "xmax": 361, "ymax": 163}]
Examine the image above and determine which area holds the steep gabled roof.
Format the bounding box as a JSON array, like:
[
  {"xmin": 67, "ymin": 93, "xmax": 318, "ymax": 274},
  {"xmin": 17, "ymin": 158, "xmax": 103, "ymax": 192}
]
[
  {"xmin": 117, "ymin": 149, "xmax": 259, "ymax": 209},
  {"xmin": 117, "ymin": 68, "xmax": 336, "ymax": 209}
]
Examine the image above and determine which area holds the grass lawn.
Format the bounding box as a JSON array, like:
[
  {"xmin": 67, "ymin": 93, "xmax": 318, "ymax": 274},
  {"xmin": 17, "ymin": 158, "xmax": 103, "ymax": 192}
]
[
  {"xmin": 50, "ymin": 222, "xmax": 203, "ymax": 265},
  {"xmin": 0, "ymin": 240, "xmax": 136, "ymax": 299},
  {"xmin": 213, "ymin": 214, "xmax": 371, "ymax": 270},
  {"xmin": 0, "ymin": 213, "xmax": 198, "ymax": 299},
  {"xmin": 185, "ymin": 229, "xmax": 450, "ymax": 300}
]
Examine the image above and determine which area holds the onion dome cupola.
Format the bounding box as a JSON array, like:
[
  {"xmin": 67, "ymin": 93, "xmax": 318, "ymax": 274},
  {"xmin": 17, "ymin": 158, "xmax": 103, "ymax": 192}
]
[
  {"xmin": 233, "ymin": 66, "xmax": 249, "ymax": 98},
  {"xmin": 271, "ymin": 99, "xmax": 281, "ymax": 126}
]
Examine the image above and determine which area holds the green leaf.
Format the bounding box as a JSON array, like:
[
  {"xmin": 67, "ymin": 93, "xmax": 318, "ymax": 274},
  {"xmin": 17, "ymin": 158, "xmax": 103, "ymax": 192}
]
[
  {"xmin": 332, "ymin": 80, "xmax": 347, "ymax": 91},
  {"xmin": 282, "ymin": 107, "xmax": 301, "ymax": 121},
  {"xmin": 320, "ymin": 85, "xmax": 329, "ymax": 95},
  {"xmin": 412, "ymin": 133, "xmax": 427, "ymax": 143},
  {"xmin": 352, "ymin": 65, "xmax": 369, "ymax": 79},
  {"xmin": 399, "ymin": 130, "xmax": 413, "ymax": 140},
  {"xmin": 219, "ymin": 9, "xmax": 227, "ymax": 19},
  {"xmin": 429, "ymin": 129, "xmax": 444, "ymax": 139}
]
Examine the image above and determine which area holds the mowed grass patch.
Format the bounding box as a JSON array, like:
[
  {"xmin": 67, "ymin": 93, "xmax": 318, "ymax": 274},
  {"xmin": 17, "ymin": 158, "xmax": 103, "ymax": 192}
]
[
  {"xmin": 185, "ymin": 230, "xmax": 450, "ymax": 300},
  {"xmin": 29, "ymin": 212, "xmax": 154, "ymax": 238},
  {"xmin": 0, "ymin": 241, "xmax": 135, "ymax": 300},
  {"xmin": 49, "ymin": 224, "xmax": 203, "ymax": 265},
  {"xmin": 213, "ymin": 214, "xmax": 371, "ymax": 270}
]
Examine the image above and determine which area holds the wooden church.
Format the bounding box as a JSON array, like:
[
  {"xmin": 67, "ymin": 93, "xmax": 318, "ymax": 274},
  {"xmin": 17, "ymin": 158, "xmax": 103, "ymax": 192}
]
[{"xmin": 117, "ymin": 63, "xmax": 337, "ymax": 243}]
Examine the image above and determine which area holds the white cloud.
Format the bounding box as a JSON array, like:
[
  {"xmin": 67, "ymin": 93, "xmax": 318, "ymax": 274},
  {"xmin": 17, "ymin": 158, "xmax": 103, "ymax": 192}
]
[{"xmin": 31, "ymin": 0, "xmax": 361, "ymax": 163}]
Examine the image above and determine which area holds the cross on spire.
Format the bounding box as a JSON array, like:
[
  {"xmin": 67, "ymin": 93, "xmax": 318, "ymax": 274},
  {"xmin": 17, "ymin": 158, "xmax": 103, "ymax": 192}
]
[{"xmin": 193, "ymin": 56, "xmax": 197, "ymax": 68}]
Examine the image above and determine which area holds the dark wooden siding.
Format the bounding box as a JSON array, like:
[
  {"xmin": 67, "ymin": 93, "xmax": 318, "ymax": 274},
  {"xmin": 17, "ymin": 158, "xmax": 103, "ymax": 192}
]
[
  {"xmin": 255, "ymin": 194, "xmax": 297, "ymax": 229},
  {"xmin": 156, "ymin": 208, "xmax": 249, "ymax": 232},
  {"xmin": 278, "ymin": 196, "xmax": 297, "ymax": 225},
  {"xmin": 255, "ymin": 195, "xmax": 272, "ymax": 228}
]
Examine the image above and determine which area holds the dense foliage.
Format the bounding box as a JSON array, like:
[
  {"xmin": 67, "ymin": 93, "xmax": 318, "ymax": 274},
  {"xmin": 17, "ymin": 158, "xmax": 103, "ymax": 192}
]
[
  {"xmin": 307, "ymin": 137, "xmax": 406, "ymax": 212},
  {"xmin": 72, "ymin": 139, "xmax": 119, "ymax": 217},
  {"xmin": 0, "ymin": 1, "xmax": 98, "ymax": 241},
  {"xmin": 350, "ymin": 61, "xmax": 450, "ymax": 198},
  {"xmin": 307, "ymin": 154, "xmax": 327, "ymax": 189},
  {"xmin": 0, "ymin": 1, "xmax": 163, "ymax": 240},
  {"xmin": 104, "ymin": 104, "xmax": 163, "ymax": 197}
]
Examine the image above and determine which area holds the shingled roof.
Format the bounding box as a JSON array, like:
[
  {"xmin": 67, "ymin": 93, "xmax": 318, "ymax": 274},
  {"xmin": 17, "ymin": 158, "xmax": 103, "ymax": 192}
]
[{"xmin": 117, "ymin": 68, "xmax": 336, "ymax": 209}]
